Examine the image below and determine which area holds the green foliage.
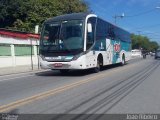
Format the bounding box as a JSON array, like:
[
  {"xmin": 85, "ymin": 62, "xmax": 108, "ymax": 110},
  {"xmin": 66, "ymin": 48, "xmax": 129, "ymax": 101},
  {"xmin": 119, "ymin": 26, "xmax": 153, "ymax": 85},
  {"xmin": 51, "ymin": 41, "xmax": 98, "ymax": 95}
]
[
  {"xmin": 0, "ymin": 0, "xmax": 88, "ymax": 32},
  {"xmin": 131, "ymin": 33, "xmax": 159, "ymax": 51}
]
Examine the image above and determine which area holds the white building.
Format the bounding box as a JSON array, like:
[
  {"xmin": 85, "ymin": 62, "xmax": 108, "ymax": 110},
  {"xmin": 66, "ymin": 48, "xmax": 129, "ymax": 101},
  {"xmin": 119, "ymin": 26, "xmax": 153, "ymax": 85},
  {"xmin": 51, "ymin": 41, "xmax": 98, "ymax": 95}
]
[{"xmin": 0, "ymin": 29, "xmax": 40, "ymax": 67}]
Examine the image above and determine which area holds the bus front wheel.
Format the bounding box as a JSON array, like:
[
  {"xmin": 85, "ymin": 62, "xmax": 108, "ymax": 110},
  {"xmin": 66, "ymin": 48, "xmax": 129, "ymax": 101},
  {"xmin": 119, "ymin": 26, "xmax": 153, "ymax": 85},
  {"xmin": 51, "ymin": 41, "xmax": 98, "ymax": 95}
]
[{"xmin": 93, "ymin": 59, "xmax": 100, "ymax": 73}]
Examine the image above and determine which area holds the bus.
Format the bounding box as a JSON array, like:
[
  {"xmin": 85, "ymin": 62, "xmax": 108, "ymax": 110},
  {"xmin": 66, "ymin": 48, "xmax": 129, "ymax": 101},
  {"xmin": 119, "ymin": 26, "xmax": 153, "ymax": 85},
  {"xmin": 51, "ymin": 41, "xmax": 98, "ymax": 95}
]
[{"xmin": 39, "ymin": 13, "xmax": 131, "ymax": 73}]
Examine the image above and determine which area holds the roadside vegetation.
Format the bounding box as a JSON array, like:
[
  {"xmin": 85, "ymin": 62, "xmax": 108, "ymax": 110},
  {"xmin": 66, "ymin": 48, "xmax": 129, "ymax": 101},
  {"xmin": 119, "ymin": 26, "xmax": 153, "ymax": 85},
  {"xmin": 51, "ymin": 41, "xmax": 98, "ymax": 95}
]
[
  {"xmin": 0, "ymin": 0, "xmax": 88, "ymax": 32},
  {"xmin": 0, "ymin": 0, "xmax": 159, "ymax": 50},
  {"xmin": 131, "ymin": 34, "xmax": 159, "ymax": 51}
]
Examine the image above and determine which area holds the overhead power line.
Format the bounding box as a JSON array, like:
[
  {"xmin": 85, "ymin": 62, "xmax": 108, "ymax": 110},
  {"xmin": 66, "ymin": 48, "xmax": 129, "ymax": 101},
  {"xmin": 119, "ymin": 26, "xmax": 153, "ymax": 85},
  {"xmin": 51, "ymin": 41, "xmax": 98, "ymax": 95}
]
[
  {"xmin": 148, "ymin": 37, "xmax": 160, "ymax": 40},
  {"xmin": 131, "ymin": 23, "xmax": 160, "ymax": 30},
  {"xmin": 90, "ymin": 2, "xmax": 113, "ymax": 16},
  {"xmin": 142, "ymin": 33, "xmax": 160, "ymax": 37},
  {"xmin": 125, "ymin": 8, "xmax": 156, "ymax": 17},
  {"xmin": 139, "ymin": 31, "xmax": 160, "ymax": 35}
]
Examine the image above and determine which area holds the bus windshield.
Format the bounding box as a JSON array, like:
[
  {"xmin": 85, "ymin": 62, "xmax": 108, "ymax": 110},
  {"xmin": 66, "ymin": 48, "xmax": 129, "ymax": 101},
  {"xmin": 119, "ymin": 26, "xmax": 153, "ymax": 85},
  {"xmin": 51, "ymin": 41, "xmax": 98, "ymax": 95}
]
[{"xmin": 40, "ymin": 20, "xmax": 83, "ymax": 54}]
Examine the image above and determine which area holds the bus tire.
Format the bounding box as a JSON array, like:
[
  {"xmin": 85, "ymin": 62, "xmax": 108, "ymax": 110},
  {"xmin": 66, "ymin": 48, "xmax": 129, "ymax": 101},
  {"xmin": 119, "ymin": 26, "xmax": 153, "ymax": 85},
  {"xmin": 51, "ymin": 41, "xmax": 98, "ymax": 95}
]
[
  {"xmin": 121, "ymin": 54, "xmax": 126, "ymax": 66},
  {"xmin": 93, "ymin": 59, "xmax": 100, "ymax": 73},
  {"xmin": 60, "ymin": 69, "xmax": 69, "ymax": 74}
]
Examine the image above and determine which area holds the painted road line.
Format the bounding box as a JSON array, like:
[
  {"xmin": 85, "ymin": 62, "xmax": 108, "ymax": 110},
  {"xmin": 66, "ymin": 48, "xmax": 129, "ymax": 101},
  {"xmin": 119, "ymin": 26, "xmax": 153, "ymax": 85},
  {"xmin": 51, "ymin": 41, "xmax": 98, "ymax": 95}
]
[
  {"xmin": 0, "ymin": 69, "xmax": 43, "ymax": 77},
  {"xmin": 0, "ymin": 58, "xmax": 143, "ymax": 82},
  {"xmin": 0, "ymin": 61, "xmax": 145, "ymax": 112},
  {"xmin": 0, "ymin": 74, "xmax": 34, "ymax": 82},
  {"xmin": 0, "ymin": 70, "xmax": 49, "ymax": 82}
]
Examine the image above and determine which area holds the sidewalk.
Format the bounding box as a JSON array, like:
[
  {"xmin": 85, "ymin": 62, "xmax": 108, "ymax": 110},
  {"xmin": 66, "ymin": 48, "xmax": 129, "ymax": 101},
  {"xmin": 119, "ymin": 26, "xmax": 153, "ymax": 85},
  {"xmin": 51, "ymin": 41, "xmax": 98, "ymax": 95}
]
[{"xmin": 0, "ymin": 65, "xmax": 42, "ymax": 76}]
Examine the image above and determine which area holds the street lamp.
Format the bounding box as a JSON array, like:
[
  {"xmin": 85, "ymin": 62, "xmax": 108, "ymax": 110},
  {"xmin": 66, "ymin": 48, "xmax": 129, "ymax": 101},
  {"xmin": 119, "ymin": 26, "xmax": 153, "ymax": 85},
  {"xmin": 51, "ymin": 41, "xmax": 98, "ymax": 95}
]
[{"xmin": 113, "ymin": 13, "xmax": 124, "ymax": 24}]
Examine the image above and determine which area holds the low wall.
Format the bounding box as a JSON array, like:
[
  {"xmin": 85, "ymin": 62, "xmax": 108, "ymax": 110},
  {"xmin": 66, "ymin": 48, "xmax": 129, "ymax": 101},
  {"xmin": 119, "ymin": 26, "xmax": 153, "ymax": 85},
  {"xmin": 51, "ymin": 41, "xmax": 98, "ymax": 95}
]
[{"xmin": 0, "ymin": 56, "xmax": 38, "ymax": 68}]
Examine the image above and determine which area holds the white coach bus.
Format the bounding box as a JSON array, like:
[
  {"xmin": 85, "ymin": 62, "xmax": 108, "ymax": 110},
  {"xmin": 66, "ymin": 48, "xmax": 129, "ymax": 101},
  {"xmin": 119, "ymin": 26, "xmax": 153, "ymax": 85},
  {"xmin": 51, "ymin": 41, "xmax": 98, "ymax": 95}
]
[{"xmin": 39, "ymin": 13, "xmax": 131, "ymax": 73}]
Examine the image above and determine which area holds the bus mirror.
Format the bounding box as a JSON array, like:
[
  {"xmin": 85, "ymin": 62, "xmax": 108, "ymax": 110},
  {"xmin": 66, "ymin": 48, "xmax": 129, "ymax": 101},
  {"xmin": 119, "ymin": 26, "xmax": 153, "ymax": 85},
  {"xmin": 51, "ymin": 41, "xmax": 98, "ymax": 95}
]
[{"xmin": 87, "ymin": 23, "xmax": 92, "ymax": 33}]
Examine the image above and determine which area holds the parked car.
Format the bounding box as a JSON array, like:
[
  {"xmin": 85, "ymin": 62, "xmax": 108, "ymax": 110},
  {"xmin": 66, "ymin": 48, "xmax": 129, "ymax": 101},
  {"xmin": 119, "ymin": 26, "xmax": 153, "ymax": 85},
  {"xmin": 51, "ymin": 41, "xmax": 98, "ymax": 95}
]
[
  {"xmin": 155, "ymin": 50, "xmax": 160, "ymax": 59},
  {"xmin": 131, "ymin": 49, "xmax": 142, "ymax": 58},
  {"xmin": 150, "ymin": 52, "xmax": 155, "ymax": 56}
]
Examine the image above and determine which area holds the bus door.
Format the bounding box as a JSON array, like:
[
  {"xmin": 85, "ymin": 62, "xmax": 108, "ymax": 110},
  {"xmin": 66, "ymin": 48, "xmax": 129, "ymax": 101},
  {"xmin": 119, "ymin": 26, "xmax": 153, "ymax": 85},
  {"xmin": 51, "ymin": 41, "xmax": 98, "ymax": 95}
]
[
  {"xmin": 106, "ymin": 38, "xmax": 112, "ymax": 64},
  {"xmin": 85, "ymin": 17, "xmax": 96, "ymax": 68}
]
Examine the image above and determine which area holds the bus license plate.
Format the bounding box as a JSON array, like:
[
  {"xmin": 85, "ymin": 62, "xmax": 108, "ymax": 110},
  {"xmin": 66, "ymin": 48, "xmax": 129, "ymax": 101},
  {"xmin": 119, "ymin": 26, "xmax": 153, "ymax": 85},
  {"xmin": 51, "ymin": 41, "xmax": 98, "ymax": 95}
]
[{"xmin": 54, "ymin": 63, "xmax": 62, "ymax": 67}]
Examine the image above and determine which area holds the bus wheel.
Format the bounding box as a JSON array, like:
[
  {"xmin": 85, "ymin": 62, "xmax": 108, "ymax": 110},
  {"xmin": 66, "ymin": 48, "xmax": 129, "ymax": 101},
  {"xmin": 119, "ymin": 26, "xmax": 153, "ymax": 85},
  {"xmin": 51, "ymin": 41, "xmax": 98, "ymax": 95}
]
[
  {"xmin": 121, "ymin": 54, "xmax": 126, "ymax": 66},
  {"xmin": 60, "ymin": 69, "xmax": 69, "ymax": 74},
  {"xmin": 93, "ymin": 59, "xmax": 100, "ymax": 73}
]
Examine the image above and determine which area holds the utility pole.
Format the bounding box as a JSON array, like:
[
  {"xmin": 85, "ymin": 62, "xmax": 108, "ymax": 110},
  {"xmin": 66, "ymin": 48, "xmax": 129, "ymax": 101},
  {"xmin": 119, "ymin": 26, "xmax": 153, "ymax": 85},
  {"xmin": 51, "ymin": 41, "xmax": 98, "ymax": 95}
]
[
  {"xmin": 30, "ymin": 39, "xmax": 33, "ymax": 70},
  {"xmin": 113, "ymin": 13, "xmax": 124, "ymax": 24}
]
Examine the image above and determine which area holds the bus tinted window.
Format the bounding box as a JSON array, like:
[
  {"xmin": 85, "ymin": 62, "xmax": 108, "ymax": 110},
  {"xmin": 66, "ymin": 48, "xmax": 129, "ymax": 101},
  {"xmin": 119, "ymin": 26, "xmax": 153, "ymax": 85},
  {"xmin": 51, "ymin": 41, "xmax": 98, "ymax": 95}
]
[
  {"xmin": 96, "ymin": 18, "xmax": 108, "ymax": 40},
  {"xmin": 86, "ymin": 17, "xmax": 96, "ymax": 49}
]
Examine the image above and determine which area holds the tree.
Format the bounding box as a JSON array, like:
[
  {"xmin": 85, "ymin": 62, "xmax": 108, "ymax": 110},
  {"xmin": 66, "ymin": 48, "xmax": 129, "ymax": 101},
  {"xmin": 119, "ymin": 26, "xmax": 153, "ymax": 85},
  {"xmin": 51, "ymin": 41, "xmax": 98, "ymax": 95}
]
[
  {"xmin": 0, "ymin": 0, "xmax": 88, "ymax": 32},
  {"xmin": 149, "ymin": 41, "xmax": 159, "ymax": 51},
  {"xmin": 131, "ymin": 33, "xmax": 159, "ymax": 51}
]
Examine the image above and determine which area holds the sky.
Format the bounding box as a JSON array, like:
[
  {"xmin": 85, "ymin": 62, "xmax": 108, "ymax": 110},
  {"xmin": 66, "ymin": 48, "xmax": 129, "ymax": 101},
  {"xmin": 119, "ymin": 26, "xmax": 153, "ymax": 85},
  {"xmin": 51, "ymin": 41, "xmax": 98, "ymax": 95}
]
[{"xmin": 84, "ymin": 0, "xmax": 160, "ymax": 44}]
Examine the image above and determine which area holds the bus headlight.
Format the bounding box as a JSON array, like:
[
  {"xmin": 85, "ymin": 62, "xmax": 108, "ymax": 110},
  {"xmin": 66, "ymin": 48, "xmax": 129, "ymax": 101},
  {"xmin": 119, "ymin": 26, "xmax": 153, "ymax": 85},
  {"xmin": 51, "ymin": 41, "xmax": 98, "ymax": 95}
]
[
  {"xmin": 72, "ymin": 52, "xmax": 84, "ymax": 61},
  {"xmin": 72, "ymin": 55, "xmax": 80, "ymax": 61}
]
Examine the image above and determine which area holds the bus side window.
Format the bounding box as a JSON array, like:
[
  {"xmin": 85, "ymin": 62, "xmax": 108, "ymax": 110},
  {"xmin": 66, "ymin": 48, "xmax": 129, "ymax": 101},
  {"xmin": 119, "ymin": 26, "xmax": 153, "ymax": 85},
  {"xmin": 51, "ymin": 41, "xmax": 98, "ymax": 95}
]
[
  {"xmin": 96, "ymin": 18, "xmax": 108, "ymax": 40},
  {"xmin": 108, "ymin": 25, "xmax": 115, "ymax": 39},
  {"xmin": 86, "ymin": 17, "xmax": 96, "ymax": 50}
]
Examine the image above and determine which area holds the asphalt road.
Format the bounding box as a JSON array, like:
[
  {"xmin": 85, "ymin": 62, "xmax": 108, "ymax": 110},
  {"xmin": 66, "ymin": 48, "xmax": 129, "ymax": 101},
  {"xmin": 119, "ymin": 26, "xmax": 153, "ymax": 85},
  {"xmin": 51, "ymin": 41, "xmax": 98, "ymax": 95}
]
[{"xmin": 0, "ymin": 57, "xmax": 160, "ymax": 116}]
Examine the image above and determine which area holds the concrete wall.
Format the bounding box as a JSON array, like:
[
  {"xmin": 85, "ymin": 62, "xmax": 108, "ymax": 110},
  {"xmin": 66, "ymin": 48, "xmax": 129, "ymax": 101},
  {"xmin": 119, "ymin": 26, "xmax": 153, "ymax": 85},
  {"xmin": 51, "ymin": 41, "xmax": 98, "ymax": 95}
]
[
  {"xmin": 0, "ymin": 33, "xmax": 39, "ymax": 68},
  {"xmin": 0, "ymin": 56, "xmax": 38, "ymax": 68}
]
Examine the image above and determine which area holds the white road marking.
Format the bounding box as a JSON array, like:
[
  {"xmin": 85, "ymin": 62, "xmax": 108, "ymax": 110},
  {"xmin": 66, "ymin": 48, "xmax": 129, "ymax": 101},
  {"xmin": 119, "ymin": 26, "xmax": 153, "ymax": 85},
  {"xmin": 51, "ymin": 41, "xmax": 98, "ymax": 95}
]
[
  {"xmin": 0, "ymin": 74, "xmax": 35, "ymax": 82},
  {"xmin": 0, "ymin": 70, "xmax": 49, "ymax": 82}
]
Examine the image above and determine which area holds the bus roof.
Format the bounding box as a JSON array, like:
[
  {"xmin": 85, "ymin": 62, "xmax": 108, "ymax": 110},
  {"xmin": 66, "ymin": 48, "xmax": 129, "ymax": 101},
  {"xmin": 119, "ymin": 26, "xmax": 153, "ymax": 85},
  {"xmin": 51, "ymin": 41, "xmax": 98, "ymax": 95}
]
[
  {"xmin": 44, "ymin": 13, "xmax": 131, "ymax": 42},
  {"xmin": 44, "ymin": 12, "xmax": 130, "ymax": 32},
  {"xmin": 44, "ymin": 13, "xmax": 90, "ymax": 23}
]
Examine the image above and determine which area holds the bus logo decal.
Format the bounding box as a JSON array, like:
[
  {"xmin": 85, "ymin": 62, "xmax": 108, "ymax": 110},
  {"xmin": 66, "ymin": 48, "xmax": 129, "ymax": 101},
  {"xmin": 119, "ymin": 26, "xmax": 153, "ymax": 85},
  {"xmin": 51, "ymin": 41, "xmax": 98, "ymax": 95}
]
[{"xmin": 114, "ymin": 43, "xmax": 120, "ymax": 52}]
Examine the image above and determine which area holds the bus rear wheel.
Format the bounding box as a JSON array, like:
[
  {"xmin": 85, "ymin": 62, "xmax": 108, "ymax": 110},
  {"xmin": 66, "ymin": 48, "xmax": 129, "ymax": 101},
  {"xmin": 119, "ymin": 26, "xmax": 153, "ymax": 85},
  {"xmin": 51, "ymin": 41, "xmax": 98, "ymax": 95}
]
[{"xmin": 121, "ymin": 54, "xmax": 126, "ymax": 66}]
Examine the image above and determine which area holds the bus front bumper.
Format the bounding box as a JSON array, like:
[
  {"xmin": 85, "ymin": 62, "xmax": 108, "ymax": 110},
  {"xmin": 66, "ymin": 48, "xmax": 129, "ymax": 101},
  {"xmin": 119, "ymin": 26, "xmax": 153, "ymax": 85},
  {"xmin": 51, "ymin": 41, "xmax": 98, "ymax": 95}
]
[{"xmin": 40, "ymin": 60, "xmax": 85, "ymax": 70}]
